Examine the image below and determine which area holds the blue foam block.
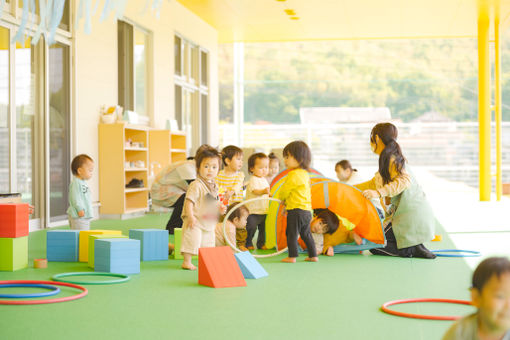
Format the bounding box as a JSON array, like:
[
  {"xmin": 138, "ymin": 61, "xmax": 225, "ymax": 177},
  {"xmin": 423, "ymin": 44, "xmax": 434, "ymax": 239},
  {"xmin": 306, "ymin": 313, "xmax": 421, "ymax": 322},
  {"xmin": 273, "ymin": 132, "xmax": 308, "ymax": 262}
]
[
  {"xmin": 234, "ymin": 251, "xmax": 268, "ymax": 279},
  {"xmin": 129, "ymin": 229, "xmax": 168, "ymax": 261},
  {"xmin": 94, "ymin": 239, "xmax": 140, "ymax": 274},
  {"xmin": 46, "ymin": 230, "xmax": 80, "ymax": 262}
]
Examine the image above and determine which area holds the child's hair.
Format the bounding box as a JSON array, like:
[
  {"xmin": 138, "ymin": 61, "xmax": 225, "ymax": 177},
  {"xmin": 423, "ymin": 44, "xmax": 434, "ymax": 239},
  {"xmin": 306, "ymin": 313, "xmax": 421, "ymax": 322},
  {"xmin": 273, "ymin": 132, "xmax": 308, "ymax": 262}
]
[
  {"xmin": 221, "ymin": 145, "xmax": 243, "ymax": 166},
  {"xmin": 370, "ymin": 123, "xmax": 406, "ymax": 184},
  {"xmin": 268, "ymin": 152, "xmax": 279, "ymax": 163},
  {"xmin": 248, "ymin": 152, "xmax": 268, "ymax": 174},
  {"xmin": 314, "ymin": 209, "xmax": 339, "ymax": 234},
  {"xmin": 335, "ymin": 160, "xmax": 357, "ymax": 172},
  {"xmin": 226, "ymin": 202, "xmax": 249, "ymax": 222},
  {"xmin": 71, "ymin": 154, "xmax": 93, "ymax": 176},
  {"xmin": 282, "ymin": 141, "xmax": 311, "ymax": 170},
  {"xmin": 195, "ymin": 145, "xmax": 221, "ymax": 169},
  {"xmin": 472, "ymin": 257, "xmax": 510, "ymax": 291}
]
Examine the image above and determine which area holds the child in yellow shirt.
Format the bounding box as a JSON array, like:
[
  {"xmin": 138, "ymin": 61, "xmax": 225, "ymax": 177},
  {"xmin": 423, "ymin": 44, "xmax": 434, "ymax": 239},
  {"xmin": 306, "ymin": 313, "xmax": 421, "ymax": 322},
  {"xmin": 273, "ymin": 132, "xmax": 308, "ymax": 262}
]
[{"xmin": 276, "ymin": 141, "xmax": 318, "ymax": 263}]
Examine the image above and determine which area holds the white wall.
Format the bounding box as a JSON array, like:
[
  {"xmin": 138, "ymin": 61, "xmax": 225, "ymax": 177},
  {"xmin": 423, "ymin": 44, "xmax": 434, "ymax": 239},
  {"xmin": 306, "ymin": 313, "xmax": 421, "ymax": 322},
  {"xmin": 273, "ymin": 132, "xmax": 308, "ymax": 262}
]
[{"xmin": 74, "ymin": 1, "xmax": 219, "ymax": 203}]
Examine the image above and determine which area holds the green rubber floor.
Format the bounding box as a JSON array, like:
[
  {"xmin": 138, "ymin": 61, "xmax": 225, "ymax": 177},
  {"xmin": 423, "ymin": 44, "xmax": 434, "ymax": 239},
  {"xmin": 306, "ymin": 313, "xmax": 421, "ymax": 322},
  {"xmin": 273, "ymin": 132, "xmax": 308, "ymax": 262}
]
[{"xmin": 0, "ymin": 214, "xmax": 475, "ymax": 340}]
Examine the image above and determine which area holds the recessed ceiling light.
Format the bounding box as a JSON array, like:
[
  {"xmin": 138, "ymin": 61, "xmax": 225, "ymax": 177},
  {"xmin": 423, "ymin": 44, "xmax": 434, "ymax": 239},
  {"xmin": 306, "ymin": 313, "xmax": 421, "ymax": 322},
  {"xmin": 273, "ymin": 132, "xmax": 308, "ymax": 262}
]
[
  {"xmin": 290, "ymin": 16, "xmax": 299, "ymax": 20},
  {"xmin": 276, "ymin": 0, "xmax": 286, "ymax": 2},
  {"xmin": 284, "ymin": 9, "xmax": 296, "ymax": 15}
]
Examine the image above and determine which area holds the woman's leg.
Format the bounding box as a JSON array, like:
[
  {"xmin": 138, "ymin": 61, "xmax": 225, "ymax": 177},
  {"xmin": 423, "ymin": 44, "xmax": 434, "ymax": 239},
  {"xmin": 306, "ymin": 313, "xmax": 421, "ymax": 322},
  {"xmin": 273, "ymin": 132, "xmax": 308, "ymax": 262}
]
[
  {"xmin": 166, "ymin": 194, "xmax": 186, "ymax": 234},
  {"xmin": 370, "ymin": 224, "xmax": 400, "ymax": 256}
]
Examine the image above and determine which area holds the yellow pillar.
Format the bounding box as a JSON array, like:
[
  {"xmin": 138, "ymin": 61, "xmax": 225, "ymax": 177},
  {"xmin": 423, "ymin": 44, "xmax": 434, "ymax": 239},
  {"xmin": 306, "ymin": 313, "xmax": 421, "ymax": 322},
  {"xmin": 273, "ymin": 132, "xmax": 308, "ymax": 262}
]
[
  {"xmin": 495, "ymin": 1, "xmax": 502, "ymax": 201},
  {"xmin": 477, "ymin": 1, "xmax": 491, "ymax": 201}
]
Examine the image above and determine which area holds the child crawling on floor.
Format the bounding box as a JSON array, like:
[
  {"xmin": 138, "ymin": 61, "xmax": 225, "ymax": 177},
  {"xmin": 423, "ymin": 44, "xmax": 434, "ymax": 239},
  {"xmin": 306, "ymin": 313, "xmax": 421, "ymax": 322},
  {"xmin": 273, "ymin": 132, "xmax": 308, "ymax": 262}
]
[{"xmin": 307, "ymin": 209, "xmax": 363, "ymax": 256}]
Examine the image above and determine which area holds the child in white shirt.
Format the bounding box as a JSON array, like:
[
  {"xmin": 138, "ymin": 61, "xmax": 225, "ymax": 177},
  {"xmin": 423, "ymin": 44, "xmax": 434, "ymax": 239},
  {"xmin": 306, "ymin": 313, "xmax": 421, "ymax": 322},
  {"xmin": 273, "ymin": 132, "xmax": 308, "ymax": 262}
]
[{"xmin": 245, "ymin": 153, "xmax": 270, "ymax": 250}]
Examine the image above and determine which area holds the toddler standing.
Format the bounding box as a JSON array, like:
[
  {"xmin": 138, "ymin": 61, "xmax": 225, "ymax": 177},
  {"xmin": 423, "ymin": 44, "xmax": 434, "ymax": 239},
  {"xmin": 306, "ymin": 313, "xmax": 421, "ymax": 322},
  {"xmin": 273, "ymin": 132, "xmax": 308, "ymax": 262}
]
[
  {"xmin": 275, "ymin": 141, "xmax": 318, "ymax": 263},
  {"xmin": 245, "ymin": 153, "xmax": 270, "ymax": 250},
  {"xmin": 67, "ymin": 154, "xmax": 94, "ymax": 230},
  {"xmin": 181, "ymin": 145, "xmax": 224, "ymax": 270},
  {"xmin": 216, "ymin": 145, "xmax": 245, "ymax": 206}
]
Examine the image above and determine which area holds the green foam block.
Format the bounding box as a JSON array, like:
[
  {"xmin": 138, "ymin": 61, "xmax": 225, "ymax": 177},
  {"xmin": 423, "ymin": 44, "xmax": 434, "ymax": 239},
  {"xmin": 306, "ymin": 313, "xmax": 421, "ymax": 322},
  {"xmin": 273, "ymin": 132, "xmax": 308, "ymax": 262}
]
[
  {"xmin": 171, "ymin": 228, "xmax": 197, "ymax": 260},
  {"xmin": 0, "ymin": 236, "xmax": 28, "ymax": 271},
  {"xmin": 88, "ymin": 234, "xmax": 128, "ymax": 268}
]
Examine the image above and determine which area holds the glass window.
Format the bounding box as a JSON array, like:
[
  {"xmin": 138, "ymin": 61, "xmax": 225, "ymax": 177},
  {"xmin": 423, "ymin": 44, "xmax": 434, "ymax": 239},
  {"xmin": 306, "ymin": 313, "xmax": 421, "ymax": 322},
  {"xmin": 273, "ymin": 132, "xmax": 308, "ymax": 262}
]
[
  {"xmin": 190, "ymin": 45, "xmax": 198, "ymax": 84},
  {"xmin": 118, "ymin": 20, "xmax": 133, "ymax": 112},
  {"xmin": 175, "ymin": 85, "xmax": 182, "ymax": 129},
  {"xmin": 49, "ymin": 42, "xmax": 70, "ymax": 222},
  {"xmin": 174, "ymin": 35, "xmax": 181, "ymax": 76},
  {"xmin": 134, "ymin": 28, "xmax": 147, "ymax": 117},
  {"xmin": 15, "ymin": 37, "xmax": 40, "ymax": 214},
  {"xmin": 0, "ymin": 26, "xmax": 9, "ymax": 193},
  {"xmin": 200, "ymin": 50, "xmax": 208, "ymax": 87},
  {"xmin": 201, "ymin": 94, "xmax": 208, "ymax": 143}
]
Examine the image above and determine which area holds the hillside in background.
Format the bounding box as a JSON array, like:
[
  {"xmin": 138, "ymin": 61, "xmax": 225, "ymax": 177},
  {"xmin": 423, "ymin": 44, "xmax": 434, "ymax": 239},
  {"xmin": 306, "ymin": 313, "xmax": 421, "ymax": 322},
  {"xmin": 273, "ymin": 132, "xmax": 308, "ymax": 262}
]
[{"xmin": 219, "ymin": 32, "xmax": 510, "ymax": 123}]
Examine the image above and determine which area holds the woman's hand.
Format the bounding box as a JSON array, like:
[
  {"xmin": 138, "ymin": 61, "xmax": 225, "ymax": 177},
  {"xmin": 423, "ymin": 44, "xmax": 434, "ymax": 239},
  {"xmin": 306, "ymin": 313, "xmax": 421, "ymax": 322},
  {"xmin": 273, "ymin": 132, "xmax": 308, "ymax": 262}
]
[{"xmin": 362, "ymin": 190, "xmax": 380, "ymax": 199}]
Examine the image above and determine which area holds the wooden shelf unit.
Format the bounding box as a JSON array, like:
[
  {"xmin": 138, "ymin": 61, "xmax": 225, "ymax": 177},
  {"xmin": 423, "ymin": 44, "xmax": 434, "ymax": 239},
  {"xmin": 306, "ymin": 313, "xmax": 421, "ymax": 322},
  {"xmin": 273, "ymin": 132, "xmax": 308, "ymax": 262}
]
[
  {"xmin": 149, "ymin": 130, "xmax": 188, "ymax": 169},
  {"xmin": 99, "ymin": 123, "xmax": 149, "ymax": 217}
]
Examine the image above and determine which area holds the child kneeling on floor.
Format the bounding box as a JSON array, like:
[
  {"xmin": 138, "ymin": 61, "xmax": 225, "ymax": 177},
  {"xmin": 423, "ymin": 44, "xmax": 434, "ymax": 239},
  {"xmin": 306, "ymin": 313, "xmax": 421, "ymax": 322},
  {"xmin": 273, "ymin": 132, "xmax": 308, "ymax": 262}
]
[
  {"xmin": 442, "ymin": 257, "xmax": 510, "ymax": 340},
  {"xmin": 181, "ymin": 145, "xmax": 225, "ymax": 270},
  {"xmin": 215, "ymin": 202, "xmax": 249, "ymax": 252}
]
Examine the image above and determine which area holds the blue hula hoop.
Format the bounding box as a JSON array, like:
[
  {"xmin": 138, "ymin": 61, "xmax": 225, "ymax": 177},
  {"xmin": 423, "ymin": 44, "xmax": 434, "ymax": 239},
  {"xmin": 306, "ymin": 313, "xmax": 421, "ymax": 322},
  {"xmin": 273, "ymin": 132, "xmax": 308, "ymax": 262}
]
[
  {"xmin": 431, "ymin": 249, "xmax": 481, "ymax": 258},
  {"xmin": 0, "ymin": 283, "xmax": 61, "ymax": 298}
]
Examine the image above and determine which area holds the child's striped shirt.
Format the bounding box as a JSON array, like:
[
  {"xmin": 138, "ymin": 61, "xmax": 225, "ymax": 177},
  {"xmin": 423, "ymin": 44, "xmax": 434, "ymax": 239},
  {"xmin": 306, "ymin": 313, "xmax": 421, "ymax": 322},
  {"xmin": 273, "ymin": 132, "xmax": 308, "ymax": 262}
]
[{"xmin": 216, "ymin": 170, "xmax": 245, "ymax": 204}]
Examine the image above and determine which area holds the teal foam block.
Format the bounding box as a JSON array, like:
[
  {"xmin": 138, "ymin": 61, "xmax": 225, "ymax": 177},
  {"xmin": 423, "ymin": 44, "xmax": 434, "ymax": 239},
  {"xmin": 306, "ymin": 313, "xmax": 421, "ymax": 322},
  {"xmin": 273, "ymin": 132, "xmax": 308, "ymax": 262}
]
[
  {"xmin": 234, "ymin": 251, "xmax": 268, "ymax": 279},
  {"xmin": 129, "ymin": 229, "xmax": 168, "ymax": 261}
]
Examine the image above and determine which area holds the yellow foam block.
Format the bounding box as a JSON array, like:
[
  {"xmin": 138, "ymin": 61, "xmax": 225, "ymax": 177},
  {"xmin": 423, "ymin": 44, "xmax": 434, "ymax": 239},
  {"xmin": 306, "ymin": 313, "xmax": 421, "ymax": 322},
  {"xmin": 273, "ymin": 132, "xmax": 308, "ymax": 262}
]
[
  {"xmin": 79, "ymin": 230, "xmax": 122, "ymax": 262},
  {"xmin": 432, "ymin": 234, "xmax": 442, "ymax": 242},
  {"xmin": 88, "ymin": 234, "xmax": 128, "ymax": 268}
]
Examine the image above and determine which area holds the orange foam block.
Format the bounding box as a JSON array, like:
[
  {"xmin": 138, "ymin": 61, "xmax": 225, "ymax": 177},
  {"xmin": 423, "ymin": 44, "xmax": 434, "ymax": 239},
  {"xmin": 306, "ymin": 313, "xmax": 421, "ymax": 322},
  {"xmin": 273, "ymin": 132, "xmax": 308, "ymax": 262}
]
[
  {"xmin": 0, "ymin": 203, "xmax": 29, "ymax": 238},
  {"xmin": 432, "ymin": 235, "xmax": 442, "ymax": 242},
  {"xmin": 198, "ymin": 246, "xmax": 247, "ymax": 288}
]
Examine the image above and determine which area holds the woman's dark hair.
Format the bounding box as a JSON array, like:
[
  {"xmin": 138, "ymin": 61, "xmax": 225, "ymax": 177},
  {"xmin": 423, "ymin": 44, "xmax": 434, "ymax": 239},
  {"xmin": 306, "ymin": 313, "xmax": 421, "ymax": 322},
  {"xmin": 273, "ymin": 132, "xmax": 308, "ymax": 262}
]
[
  {"xmin": 370, "ymin": 123, "xmax": 406, "ymax": 184},
  {"xmin": 221, "ymin": 145, "xmax": 243, "ymax": 166},
  {"xmin": 195, "ymin": 145, "xmax": 221, "ymax": 169},
  {"xmin": 226, "ymin": 202, "xmax": 249, "ymax": 222},
  {"xmin": 472, "ymin": 257, "xmax": 510, "ymax": 291},
  {"xmin": 247, "ymin": 153, "xmax": 268, "ymax": 173},
  {"xmin": 335, "ymin": 160, "xmax": 357, "ymax": 172},
  {"xmin": 283, "ymin": 141, "xmax": 311, "ymax": 170},
  {"xmin": 313, "ymin": 209, "xmax": 339, "ymax": 234},
  {"xmin": 71, "ymin": 154, "xmax": 93, "ymax": 176}
]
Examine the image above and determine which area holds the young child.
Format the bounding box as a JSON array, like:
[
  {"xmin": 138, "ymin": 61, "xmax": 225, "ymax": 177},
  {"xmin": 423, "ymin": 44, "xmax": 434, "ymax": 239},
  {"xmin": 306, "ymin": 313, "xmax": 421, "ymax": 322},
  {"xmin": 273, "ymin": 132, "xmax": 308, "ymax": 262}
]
[
  {"xmin": 266, "ymin": 152, "xmax": 280, "ymax": 185},
  {"xmin": 245, "ymin": 153, "xmax": 270, "ymax": 250},
  {"xmin": 181, "ymin": 145, "xmax": 224, "ymax": 270},
  {"xmin": 335, "ymin": 160, "xmax": 360, "ymax": 184},
  {"xmin": 275, "ymin": 141, "xmax": 318, "ymax": 263},
  {"xmin": 215, "ymin": 202, "xmax": 249, "ymax": 252},
  {"xmin": 310, "ymin": 209, "xmax": 363, "ymax": 256},
  {"xmin": 355, "ymin": 122, "xmax": 436, "ymax": 259},
  {"xmin": 67, "ymin": 154, "xmax": 94, "ymax": 230},
  {"xmin": 442, "ymin": 257, "xmax": 510, "ymax": 340},
  {"xmin": 216, "ymin": 145, "xmax": 245, "ymax": 206}
]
